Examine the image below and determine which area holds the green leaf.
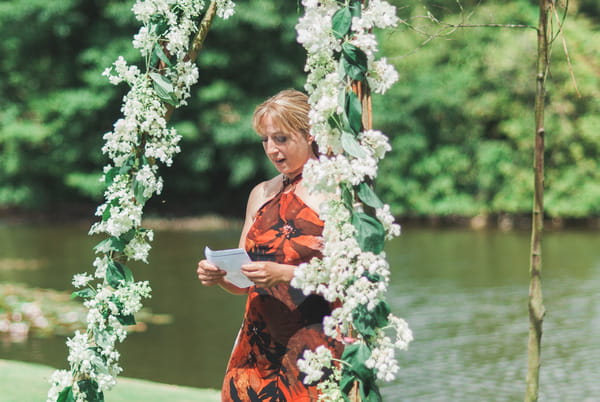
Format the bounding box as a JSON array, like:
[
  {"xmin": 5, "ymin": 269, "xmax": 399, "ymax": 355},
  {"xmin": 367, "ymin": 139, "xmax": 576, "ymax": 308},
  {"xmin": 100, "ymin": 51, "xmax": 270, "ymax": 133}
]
[
  {"xmin": 149, "ymin": 15, "xmax": 169, "ymax": 36},
  {"xmin": 94, "ymin": 238, "xmax": 111, "ymax": 252},
  {"xmin": 153, "ymin": 44, "xmax": 172, "ymax": 67},
  {"xmin": 356, "ymin": 182, "xmax": 384, "ymax": 209},
  {"xmin": 342, "ymin": 343, "xmax": 373, "ymax": 382},
  {"xmin": 340, "ymin": 111, "xmax": 352, "ymax": 133},
  {"xmin": 57, "ymin": 386, "xmax": 75, "ymax": 402},
  {"xmin": 133, "ymin": 179, "xmax": 147, "ymax": 203},
  {"xmin": 71, "ymin": 288, "xmax": 96, "ymax": 300},
  {"xmin": 106, "ymin": 260, "xmax": 134, "ymax": 289},
  {"xmin": 349, "ymin": 0, "xmax": 362, "ymax": 18},
  {"xmin": 332, "ymin": 7, "xmax": 352, "ymax": 39},
  {"xmin": 364, "ymin": 385, "xmax": 382, "ymax": 402},
  {"xmin": 340, "ymin": 371, "xmax": 357, "ymax": 395},
  {"xmin": 120, "ymin": 228, "xmax": 138, "ymax": 244},
  {"xmin": 149, "ymin": 72, "xmax": 173, "ymax": 93},
  {"xmin": 342, "ymin": 57, "xmax": 366, "ymax": 81},
  {"xmin": 352, "ymin": 300, "xmax": 391, "ymax": 338},
  {"xmin": 364, "ymin": 272, "xmax": 384, "ymax": 283},
  {"xmin": 345, "ymin": 91, "xmax": 363, "ymax": 134},
  {"xmin": 342, "ymin": 43, "xmax": 368, "ymax": 82},
  {"xmin": 94, "ymin": 237, "xmax": 126, "ymax": 253},
  {"xmin": 116, "ymin": 313, "xmax": 136, "ymax": 326},
  {"xmin": 77, "ymin": 379, "xmax": 104, "ymax": 402},
  {"xmin": 340, "ymin": 182, "xmax": 354, "ymax": 211},
  {"xmin": 119, "ymin": 160, "xmax": 133, "ymax": 175},
  {"xmin": 342, "ymin": 43, "xmax": 368, "ymax": 69},
  {"xmin": 351, "ymin": 211, "xmax": 385, "ymax": 254},
  {"xmin": 102, "ymin": 204, "xmax": 111, "ymax": 222},
  {"xmin": 110, "ymin": 237, "xmax": 126, "ymax": 252},
  {"xmin": 341, "ymin": 131, "xmax": 367, "ymax": 159},
  {"xmin": 104, "ymin": 167, "xmax": 119, "ymax": 186},
  {"xmin": 149, "ymin": 72, "xmax": 178, "ymax": 106}
]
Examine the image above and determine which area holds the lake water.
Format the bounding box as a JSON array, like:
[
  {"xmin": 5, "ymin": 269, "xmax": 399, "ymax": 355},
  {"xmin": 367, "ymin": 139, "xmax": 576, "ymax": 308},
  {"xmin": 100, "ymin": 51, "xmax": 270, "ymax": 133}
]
[{"xmin": 1, "ymin": 222, "xmax": 599, "ymax": 401}]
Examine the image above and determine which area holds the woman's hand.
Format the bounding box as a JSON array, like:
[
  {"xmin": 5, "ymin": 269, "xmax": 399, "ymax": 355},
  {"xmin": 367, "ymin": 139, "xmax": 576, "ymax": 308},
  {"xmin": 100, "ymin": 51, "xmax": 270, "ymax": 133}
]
[
  {"xmin": 196, "ymin": 259, "xmax": 227, "ymax": 287},
  {"xmin": 241, "ymin": 261, "xmax": 294, "ymax": 288}
]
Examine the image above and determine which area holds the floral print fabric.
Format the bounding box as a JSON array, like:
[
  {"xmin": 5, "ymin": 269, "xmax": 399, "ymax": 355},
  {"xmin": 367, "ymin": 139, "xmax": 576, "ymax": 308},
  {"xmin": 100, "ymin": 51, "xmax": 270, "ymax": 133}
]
[{"xmin": 222, "ymin": 182, "xmax": 342, "ymax": 401}]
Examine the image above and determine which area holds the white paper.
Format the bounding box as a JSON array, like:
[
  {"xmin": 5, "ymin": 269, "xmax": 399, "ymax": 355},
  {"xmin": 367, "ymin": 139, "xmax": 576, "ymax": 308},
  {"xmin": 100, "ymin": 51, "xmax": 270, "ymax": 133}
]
[{"xmin": 204, "ymin": 246, "xmax": 254, "ymax": 288}]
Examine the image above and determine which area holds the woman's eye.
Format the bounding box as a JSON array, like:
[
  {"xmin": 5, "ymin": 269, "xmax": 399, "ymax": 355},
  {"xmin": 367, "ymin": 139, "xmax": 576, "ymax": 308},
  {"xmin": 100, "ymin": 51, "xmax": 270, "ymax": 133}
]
[
  {"xmin": 275, "ymin": 136, "xmax": 287, "ymax": 144},
  {"xmin": 260, "ymin": 137, "xmax": 268, "ymax": 143}
]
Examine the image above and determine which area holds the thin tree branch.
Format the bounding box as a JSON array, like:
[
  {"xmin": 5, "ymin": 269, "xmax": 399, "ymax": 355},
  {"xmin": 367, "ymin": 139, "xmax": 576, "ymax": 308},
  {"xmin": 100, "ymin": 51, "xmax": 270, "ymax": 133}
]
[
  {"xmin": 552, "ymin": 2, "xmax": 580, "ymax": 97},
  {"xmin": 437, "ymin": 22, "xmax": 537, "ymax": 30}
]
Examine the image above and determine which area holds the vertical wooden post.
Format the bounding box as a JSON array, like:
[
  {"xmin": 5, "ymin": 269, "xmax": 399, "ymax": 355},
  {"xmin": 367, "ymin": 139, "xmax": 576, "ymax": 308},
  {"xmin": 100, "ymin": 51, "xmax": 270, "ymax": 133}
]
[{"xmin": 525, "ymin": 0, "xmax": 550, "ymax": 401}]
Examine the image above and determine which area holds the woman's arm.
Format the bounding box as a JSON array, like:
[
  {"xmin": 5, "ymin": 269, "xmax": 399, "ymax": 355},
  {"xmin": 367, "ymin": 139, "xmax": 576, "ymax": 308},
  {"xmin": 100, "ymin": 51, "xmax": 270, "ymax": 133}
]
[
  {"xmin": 196, "ymin": 259, "xmax": 247, "ymax": 295},
  {"xmin": 238, "ymin": 177, "xmax": 299, "ymax": 288},
  {"xmin": 241, "ymin": 261, "xmax": 296, "ymax": 288},
  {"xmin": 196, "ymin": 179, "xmax": 280, "ymax": 295}
]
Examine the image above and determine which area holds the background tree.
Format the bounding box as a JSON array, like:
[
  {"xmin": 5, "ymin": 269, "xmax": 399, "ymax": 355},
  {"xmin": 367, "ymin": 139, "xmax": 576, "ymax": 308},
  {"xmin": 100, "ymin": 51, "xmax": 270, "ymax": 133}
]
[{"xmin": 1, "ymin": 0, "xmax": 599, "ymax": 220}]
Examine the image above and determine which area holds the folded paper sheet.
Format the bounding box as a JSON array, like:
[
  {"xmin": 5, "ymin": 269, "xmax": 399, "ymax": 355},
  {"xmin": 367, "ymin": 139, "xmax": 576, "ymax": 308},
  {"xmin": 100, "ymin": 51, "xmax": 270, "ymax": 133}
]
[{"xmin": 204, "ymin": 246, "xmax": 253, "ymax": 288}]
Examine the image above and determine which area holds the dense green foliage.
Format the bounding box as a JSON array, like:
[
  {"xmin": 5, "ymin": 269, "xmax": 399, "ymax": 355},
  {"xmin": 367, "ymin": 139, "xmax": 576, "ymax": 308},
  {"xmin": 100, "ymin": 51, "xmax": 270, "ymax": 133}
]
[
  {"xmin": 377, "ymin": 1, "xmax": 600, "ymax": 218},
  {"xmin": 0, "ymin": 0, "xmax": 598, "ymax": 218}
]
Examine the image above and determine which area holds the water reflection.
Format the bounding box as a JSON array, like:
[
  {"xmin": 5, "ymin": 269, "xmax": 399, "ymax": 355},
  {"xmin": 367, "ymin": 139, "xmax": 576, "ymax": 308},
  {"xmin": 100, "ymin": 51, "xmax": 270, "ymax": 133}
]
[{"xmin": 0, "ymin": 223, "xmax": 598, "ymax": 400}]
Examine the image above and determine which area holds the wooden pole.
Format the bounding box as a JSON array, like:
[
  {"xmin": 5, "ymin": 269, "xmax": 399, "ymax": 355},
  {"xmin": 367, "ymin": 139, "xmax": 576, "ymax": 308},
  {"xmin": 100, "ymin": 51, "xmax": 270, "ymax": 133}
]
[{"xmin": 525, "ymin": 1, "xmax": 550, "ymax": 400}]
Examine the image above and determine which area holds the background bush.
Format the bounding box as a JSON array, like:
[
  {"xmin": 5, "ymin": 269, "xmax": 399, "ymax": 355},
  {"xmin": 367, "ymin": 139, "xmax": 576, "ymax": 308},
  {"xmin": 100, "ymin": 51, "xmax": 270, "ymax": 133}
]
[{"xmin": 1, "ymin": 0, "xmax": 598, "ymax": 218}]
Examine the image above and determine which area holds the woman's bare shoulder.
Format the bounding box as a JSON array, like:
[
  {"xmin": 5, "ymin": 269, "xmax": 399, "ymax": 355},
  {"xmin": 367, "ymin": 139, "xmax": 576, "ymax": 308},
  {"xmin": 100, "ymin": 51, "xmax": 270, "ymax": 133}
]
[
  {"xmin": 295, "ymin": 181, "xmax": 330, "ymax": 215},
  {"xmin": 246, "ymin": 175, "xmax": 283, "ymax": 215}
]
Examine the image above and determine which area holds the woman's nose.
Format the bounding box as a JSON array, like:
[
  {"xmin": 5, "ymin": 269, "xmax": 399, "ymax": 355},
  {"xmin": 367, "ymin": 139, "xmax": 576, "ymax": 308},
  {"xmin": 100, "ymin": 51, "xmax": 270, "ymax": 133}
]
[{"xmin": 265, "ymin": 138, "xmax": 278, "ymax": 154}]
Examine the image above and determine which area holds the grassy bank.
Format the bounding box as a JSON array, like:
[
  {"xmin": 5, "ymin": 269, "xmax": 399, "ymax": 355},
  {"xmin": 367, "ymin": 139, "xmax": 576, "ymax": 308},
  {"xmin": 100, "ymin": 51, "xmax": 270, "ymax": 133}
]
[{"xmin": 0, "ymin": 359, "xmax": 220, "ymax": 402}]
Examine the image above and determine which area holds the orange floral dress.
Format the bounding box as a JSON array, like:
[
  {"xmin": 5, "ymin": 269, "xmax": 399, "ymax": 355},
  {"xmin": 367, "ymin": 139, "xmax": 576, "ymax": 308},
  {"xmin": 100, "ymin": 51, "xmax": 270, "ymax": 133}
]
[{"xmin": 222, "ymin": 177, "xmax": 343, "ymax": 401}]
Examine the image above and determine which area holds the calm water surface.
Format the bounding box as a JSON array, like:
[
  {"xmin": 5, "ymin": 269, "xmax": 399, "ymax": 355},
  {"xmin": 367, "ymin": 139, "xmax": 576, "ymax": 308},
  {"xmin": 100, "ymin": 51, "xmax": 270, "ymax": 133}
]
[{"xmin": 0, "ymin": 222, "xmax": 598, "ymax": 401}]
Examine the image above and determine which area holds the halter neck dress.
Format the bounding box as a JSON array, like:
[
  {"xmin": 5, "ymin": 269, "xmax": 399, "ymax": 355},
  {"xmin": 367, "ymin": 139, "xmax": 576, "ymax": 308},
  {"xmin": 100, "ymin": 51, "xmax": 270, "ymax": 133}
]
[{"xmin": 222, "ymin": 176, "xmax": 343, "ymax": 401}]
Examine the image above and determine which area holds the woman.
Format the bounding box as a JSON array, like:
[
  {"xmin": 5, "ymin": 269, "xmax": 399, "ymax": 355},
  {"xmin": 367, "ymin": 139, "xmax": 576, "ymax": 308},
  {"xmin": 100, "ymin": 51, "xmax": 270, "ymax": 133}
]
[{"xmin": 197, "ymin": 89, "xmax": 342, "ymax": 401}]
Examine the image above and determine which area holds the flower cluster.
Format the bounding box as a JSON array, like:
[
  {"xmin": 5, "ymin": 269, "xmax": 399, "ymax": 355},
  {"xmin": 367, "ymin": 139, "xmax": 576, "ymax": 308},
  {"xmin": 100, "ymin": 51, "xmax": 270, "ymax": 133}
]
[
  {"xmin": 48, "ymin": 1, "xmax": 236, "ymax": 400},
  {"xmin": 294, "ymin": 0, "xmax": 412, "ymax": 398}
]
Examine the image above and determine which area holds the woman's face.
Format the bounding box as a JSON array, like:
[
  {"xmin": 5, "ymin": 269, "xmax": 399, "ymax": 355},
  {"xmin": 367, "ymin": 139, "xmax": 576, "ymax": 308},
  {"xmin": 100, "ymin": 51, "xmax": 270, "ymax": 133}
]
[{"xmin": 259, "ymin": 114, "xmax": 314, "ymax": 178}]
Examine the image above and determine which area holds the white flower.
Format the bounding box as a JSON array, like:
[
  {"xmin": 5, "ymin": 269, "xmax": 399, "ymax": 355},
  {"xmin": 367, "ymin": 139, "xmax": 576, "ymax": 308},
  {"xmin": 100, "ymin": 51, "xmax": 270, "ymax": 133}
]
[
  {"xmin": 47, "ymin": 370, "xmax": 73, "ymax": 402},
  {"xmin": 216, "ymin": 0, "xmax": 236, "ymax": 19},
  {"xmin": 114, "ymin": 281, "xmax": 152, "ymax": 316},
  {"xmin": 363, "ymin": 0, "xmax": 399, "ymax": 29},
  {"xmin": 349, "ymin": 31, "xmax": 378, "ymax": 58},
  {"xmin": 86, "ymin": 308, "xmax": 106, "ymax": 332},
  {"xmin": 297, "ymin": 345, "xmax": 334, "ymax": 384},
  {"xmin": 359, "ymin": 129, "xmax": 392, "ymax": 159},
  {"xmin": 66, "ymin": 331, "xmax": 94, "ymax": 374},
  {"xmin": 92, "ymin": 256, "xmax": 109, "ymax": 279},
  {"xmin": 365, "ymin": 342, "xmax": 399, "ymax": 382},
  {"xmin": 132, "ymin": 26, "xmax": 155, "ymax": 56},
  {"xmin": 376, "ymin": 204, "xmax": 401, "ymax": 239},
  {"xmin": 72, "ymin": 273, "xmax": 94, "ymax": 288},
  {"xmin": 123, "ymin": 232, "xmax": 153, "ymax": 262},
  {"xmin": 367, "ymin": 58, "xmax": 399, "ymax": 95},
  {"xmin": 389, "ymin": 314, "xmax": 414, "ymax": 350}
]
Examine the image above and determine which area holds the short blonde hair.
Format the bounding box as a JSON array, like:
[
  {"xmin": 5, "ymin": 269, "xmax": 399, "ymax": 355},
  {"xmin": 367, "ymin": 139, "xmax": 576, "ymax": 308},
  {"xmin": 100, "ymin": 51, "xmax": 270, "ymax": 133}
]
[{"xmin": 253, "ymin": 89, "xmax": 311, "ymax": 138}]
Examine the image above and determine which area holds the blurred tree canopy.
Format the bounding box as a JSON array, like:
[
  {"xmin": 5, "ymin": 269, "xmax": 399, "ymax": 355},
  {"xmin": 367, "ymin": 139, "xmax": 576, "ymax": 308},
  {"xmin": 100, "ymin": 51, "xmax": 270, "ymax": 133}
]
[{"xmin": 0, "ymin": 0, "xmax": 598, "ymax": 219}]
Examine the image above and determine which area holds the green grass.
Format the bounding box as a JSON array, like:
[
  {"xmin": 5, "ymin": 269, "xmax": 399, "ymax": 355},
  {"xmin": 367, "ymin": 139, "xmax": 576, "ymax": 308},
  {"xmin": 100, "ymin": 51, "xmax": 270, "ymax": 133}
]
[{"xmin": 0, "ymin": 359, "xmax": 220, "ymax": 402}]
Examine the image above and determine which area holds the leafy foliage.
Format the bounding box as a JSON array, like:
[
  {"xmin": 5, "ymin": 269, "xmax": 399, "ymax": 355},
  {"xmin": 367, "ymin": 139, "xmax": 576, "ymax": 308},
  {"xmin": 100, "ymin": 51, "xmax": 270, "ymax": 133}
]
[
  {"xmin": 1, "ymin": 0, "xmax": 599, "ymax": 218},
  {"xmin": 376, "ymin": 1, "xmax": 600, "ymax": 218}
]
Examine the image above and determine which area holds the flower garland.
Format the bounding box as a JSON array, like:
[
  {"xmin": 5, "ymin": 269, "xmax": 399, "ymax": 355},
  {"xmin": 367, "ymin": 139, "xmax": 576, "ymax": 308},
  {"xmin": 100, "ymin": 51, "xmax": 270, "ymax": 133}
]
[
  {"xmin": 293, "ymin": 0, "xmax": 413, "ymax": 400},
  {"xmin": 47, "ymin": 0, "xmax": 410, "ymax": 400},
  {"xmin": 47, "ymin": 1, "xmax": 235, "ymax": 401}
]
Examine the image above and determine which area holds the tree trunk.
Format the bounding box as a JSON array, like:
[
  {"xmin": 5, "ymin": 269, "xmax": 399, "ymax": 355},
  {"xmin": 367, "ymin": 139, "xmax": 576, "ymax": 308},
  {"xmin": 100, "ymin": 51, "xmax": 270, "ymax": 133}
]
[{"xmin": 525, "ymin": 1, "xmax": 550, "ymax": 400}]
